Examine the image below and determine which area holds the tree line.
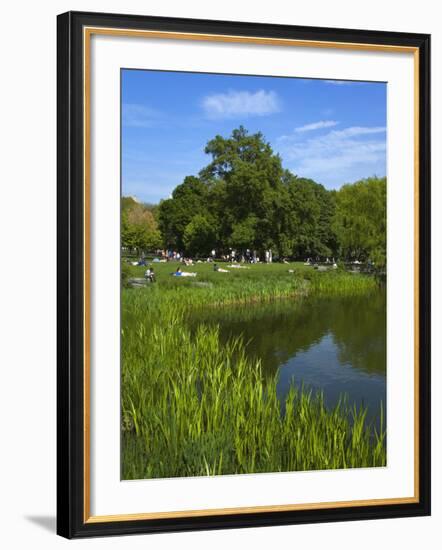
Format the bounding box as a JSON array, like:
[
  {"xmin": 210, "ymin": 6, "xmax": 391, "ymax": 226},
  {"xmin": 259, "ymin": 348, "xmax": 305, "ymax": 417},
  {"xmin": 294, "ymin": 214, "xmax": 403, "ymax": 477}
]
[{"xmin": 122, "ymin": 126, "xmax": 386, "ymax": 266}]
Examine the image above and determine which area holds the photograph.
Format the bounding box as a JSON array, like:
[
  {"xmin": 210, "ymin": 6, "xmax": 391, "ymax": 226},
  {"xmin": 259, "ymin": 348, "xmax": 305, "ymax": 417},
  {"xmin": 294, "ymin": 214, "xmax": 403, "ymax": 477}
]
[{"xmin": 120, "ymin": 69, "xmax": 388, "ymax": 480}]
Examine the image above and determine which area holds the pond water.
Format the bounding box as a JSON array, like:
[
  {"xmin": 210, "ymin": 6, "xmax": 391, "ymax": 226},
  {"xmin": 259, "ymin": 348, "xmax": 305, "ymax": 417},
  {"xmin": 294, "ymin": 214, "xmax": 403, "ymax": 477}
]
[{"xmin": 189, "ymin": 289, "xmax": 386, "ymax": 428}]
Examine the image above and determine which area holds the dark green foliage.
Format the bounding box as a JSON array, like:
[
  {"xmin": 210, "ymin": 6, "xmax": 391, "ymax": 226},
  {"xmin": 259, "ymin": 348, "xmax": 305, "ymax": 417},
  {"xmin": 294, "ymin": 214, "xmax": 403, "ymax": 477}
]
[
  {"xmin": 183, "ymin": 214, "xmax": 217, "ymax": 256},
  {"xmin": 283, "ymin": 174, "xmax": 338, "ymax": 258},
  {"xmin": 158, "ymin": 176, "xmax": 210, "ymax": 251}
]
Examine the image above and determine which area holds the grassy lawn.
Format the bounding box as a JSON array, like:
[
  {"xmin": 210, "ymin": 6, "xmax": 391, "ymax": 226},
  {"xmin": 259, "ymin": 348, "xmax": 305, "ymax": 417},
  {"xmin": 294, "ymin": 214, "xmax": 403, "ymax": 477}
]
[
  {"xmin": 123, "ymin": 259, "xmax": 376, "ymax": 304},
  {"xmin": 124, "ymin": 259, "xmax": 311, "ymax": 283}
]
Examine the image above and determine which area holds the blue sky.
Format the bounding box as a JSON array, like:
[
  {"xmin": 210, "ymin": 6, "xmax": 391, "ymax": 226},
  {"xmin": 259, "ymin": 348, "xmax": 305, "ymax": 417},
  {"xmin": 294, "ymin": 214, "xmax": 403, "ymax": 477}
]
[{"xmin": 122, "ymin": 69, "xmax": 386, "ymax": 203}]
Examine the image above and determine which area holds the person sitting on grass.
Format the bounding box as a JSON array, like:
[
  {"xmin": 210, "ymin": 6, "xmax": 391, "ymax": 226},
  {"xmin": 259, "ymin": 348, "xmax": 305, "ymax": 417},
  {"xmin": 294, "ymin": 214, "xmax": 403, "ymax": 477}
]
[{"xmin": 144, "ymin": 267, "xmax": 155, "ymax": 283}]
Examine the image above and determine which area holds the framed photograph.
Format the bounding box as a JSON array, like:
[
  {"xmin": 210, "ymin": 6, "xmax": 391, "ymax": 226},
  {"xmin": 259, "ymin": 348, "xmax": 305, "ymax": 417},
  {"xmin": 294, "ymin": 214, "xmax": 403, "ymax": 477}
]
[{"xmin": 57, "ymin": 11, "xmax": 431, "ymax": 538}]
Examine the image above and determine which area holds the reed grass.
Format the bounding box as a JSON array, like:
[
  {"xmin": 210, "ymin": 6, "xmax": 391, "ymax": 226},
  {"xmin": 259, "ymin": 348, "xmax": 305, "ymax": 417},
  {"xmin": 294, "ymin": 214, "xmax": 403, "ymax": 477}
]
[
  {"xmin": 123, "ymin": 263, "xmax": 378, "ymax": 316},
  {"xmin": 122, "ymin": 291, "xmax": 386, "ymax": 479}
]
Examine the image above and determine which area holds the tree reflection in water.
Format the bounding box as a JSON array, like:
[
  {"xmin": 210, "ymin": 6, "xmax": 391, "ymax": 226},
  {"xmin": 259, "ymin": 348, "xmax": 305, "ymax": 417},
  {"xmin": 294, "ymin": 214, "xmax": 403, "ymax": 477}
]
[{"xmin": 188, "ymin": 289, "xmax": 386, "ymax": 427}]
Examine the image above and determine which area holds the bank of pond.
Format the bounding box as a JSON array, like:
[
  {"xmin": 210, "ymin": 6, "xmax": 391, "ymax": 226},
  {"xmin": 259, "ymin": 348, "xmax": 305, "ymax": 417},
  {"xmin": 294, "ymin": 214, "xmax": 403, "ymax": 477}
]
[{"xmin": 121, "ymin": 264, "xmax": 386, "ymax": 479}]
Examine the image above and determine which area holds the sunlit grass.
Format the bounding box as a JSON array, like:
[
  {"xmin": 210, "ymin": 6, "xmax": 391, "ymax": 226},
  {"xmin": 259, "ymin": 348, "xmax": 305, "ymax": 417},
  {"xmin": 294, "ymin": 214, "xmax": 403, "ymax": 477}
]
[
  {"xmin": 123, "ymin": 260, "xmax": 377, "ymax": 307},
  {"xmin": 121, "ymin": 269, "xmax": 386, "ymax": 479}
]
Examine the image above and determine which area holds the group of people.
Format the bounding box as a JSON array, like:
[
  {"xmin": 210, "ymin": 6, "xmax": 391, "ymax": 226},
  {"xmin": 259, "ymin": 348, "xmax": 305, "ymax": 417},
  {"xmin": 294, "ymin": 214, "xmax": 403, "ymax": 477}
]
[
  {"xmin": 304, "ymin": 257, "xmax": 338, "ymax": 269},
  {"xmin": 160, "ymin": 249, "xmax": 181, "ymax": 261},
  {"xmin": 140, "ymin": 251, "xmax": 345, "ymax": 287},
  {"xmin": 147, "ymin": 247, "xmax": 280, "ymax": 265},
  {"xmin": 304, "ymin": 256, "xmax": 337, "ymax": 264},
  {"xmin": 214, "ymin": 248, "xmax": 274, "ymax": 264},
  {"xmin": 144, "ymin": 264, "xmax": 198, "ymax": 281}
]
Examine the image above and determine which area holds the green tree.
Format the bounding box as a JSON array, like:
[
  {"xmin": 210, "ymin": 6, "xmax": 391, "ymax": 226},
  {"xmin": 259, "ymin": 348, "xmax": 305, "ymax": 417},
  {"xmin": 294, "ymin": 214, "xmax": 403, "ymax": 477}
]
[
  {"xmin": 230, "ymin": 215, "xmax": 259, "ymax": 250},
  {"xmin": 333, "ymin": 176, "xmax": 386, "ymax": 266},
  {"xmin": 153, "ymin": 128, "xmax": 385, "ymax": 263},
  {"xmin": 182, "ymin": 214, "xmax": 217, "ymax": 257},
  {"xmin": 283, "ymin": 174, "xmax": 338, "ymax": 259},
  {"xmin": 121, "ymin": 199, "xmax": 162, "ymax": 254},
  {"xmin": 158, "ymin": 176, "xmax": 209, "ymax": 250},
  {"xmin": 200, "ymin": 126, "xmax": 291, "ymax": 256}
]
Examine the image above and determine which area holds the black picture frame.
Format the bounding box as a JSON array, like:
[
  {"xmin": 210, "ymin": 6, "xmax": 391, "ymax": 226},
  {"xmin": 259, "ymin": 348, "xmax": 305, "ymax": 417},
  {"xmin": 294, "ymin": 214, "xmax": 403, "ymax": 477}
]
[{"xmin": 57, "ymin": 10, "xmax": 431, "ymax": 539}]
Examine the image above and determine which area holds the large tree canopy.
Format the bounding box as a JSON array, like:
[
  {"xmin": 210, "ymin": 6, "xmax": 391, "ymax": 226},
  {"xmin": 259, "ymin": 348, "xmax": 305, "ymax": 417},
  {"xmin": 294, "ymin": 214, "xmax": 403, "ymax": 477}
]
[
  {"xmin": 125, "ymin": 127, "xmax": 386, "ymax": 265},
  {"xmin": 157, "ymin": 126, "xmax": 341, "ymax": 259}
]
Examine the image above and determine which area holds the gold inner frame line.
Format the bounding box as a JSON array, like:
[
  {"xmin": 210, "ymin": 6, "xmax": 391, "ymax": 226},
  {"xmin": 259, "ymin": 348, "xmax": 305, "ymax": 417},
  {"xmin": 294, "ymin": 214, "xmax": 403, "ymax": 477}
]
[{"xmin": 82, "ymin": 26, "xmax": 420, "ymax": 524}]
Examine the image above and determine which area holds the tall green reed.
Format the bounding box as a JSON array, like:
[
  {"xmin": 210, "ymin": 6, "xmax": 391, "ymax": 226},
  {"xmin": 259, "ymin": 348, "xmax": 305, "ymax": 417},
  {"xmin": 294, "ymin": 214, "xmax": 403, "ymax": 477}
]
[{"xmin": 122, "ymin": 294, "xmax": 386, "ymax": 479}]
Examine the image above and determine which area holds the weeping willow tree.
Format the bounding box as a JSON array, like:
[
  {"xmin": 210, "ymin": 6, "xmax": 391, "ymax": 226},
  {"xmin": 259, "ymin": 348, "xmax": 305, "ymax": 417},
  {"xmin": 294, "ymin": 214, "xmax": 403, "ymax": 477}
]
[{"xmin": 333, "ymin": 176, "xmax": 386, "ymax": 267}]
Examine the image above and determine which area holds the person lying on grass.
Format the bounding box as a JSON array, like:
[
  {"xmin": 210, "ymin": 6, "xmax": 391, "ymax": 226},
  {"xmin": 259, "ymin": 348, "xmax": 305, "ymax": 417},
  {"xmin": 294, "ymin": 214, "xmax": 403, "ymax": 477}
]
[
  {"xmin": 171, "ymin": 267, "xmax": 197, "ymax": 277},
  {"xmin": 213, "ymin": 263, "xmax": 229, "ymax": 273}
]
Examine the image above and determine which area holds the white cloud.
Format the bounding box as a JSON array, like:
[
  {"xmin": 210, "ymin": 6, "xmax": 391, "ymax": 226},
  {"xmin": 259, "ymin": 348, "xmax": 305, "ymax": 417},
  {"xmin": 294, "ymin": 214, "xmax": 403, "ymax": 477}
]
[
  {"xmin": 294, "ymin": 120, "xmax": 339, "ymax": 133},
  {"xmin": 278, "ymin": 126, "xmax": 386, "ymax": 177},
  {"xmin": 202, "ymin": 90, "xmax": 281, "ymax": 119},
  {"xmin": 122, "ymin": 103, "xmax": 163, "ymax": 128},
  {"xmin": 329, "ymin": 126, "xmax": 386, "ymax": 138}
]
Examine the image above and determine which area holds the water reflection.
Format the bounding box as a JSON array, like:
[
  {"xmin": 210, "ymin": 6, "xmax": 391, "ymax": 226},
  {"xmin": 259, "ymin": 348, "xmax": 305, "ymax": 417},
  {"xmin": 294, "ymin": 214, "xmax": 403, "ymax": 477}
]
[{"xmin": 188, "ymin": 289, "xmax": 386, "ymax": 425}]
